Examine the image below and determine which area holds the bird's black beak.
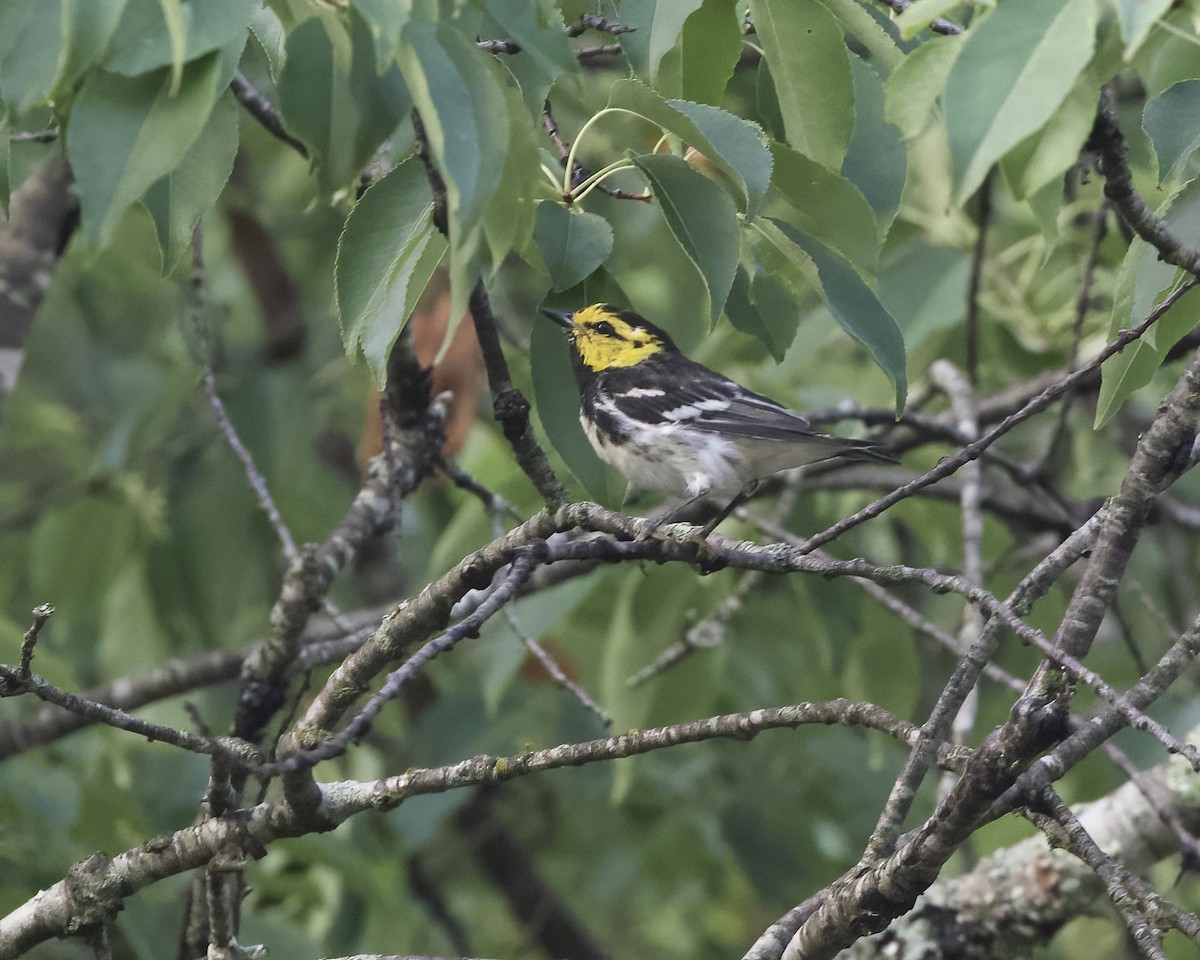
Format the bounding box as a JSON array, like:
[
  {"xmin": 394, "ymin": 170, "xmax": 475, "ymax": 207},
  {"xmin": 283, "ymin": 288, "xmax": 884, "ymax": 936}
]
[{"xmin": 541, "ymin": 308, "xmax": 574, "ymax": 330}]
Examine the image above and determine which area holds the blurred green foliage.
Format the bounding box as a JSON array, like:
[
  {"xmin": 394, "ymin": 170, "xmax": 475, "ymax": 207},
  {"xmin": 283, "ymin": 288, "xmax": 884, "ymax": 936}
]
[{"xmin": 3, "ymin": 1, "xmax": 1200, "ymax": 958}]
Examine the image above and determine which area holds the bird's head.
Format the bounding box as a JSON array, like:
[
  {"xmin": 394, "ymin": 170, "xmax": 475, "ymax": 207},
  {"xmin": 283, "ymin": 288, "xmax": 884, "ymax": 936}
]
[{"xmin": 542, "ymin": 303, "xmax": 677, "ymax": 372}]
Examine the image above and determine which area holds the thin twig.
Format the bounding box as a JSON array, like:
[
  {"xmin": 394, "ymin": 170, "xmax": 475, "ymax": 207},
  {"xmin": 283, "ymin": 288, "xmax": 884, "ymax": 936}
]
[
  {"xmin": 18, "ymin": 604, "xmax": 53, "ymax": 679},
  {"xmin": 799, "ymin": 277, "xmax": 1200, "ymax": 555},
  {"xmin": 229, "ymin": 73, "xmax": 308, "ymax": 159}
]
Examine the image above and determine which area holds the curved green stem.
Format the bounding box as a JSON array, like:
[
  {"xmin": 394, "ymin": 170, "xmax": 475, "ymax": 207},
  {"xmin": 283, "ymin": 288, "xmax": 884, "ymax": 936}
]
[{"xmin": 563, "ymin": 106, "xmax": 659, "ymax": 196}]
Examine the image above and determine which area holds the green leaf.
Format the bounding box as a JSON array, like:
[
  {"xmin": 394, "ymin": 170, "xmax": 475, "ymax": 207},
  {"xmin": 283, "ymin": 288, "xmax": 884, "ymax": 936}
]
[
  {"xmin": 142, "ymin": 91, "xmax": 239, "ymax": 272},
  {"xmin": 1000, "ymin": 54, "xmax": 1110, "ymax": 201},
  {"xmin": 883, "ymin": 35, "xmax": 964, "ymax": 141},
  {"xmin": 781, "ymin": 225, "xmax": 907, "ymax": 410},
  {"xmin": 818, "ymin": 0, "xmax": 902, "ymax": 73},
  {"xmin": 481, "ymin": 0, "xmax": 577, "ymax": 85},
  {"xmin": 157, "ymin": 0, "xmax": 186, "ymax": 94},
  {"xmin": 104, "ymin": 0, "xmax": 257, "ymax": 77},
  {"xmin": 1144, "ymin": 80, "xmax": 1200, "ymax": 186},
  {"xmin": 530, "ymin": 297, "xmax": 610, "ymax": 498},
  {"xmin": 398, "ymin": 16, "xmax": 507, "ymax": 228},
  {"xmin": 354, "ymin": 0, "xmax": 410, "ymax": 69},
  {"xmin": 534, "ymin": 203, "xmax": 614, "ymax": 292},
  {"xmin": 67, "ymin": 54, "xmax": 224, "ymax": 246},
  {"xmin": 0, "ymin": 127, "xmax": 8, "ymax": 217},
  {"xmin": 335, "ymin": 158, "xmax": 448, "ymax": 385},
  {"xmin": 633, "ymin": 154, "xmax": 740, "ymax": 324},
  {"xmin": 768, "ymin": 141, "xmax": 880, "ymax": 278},
  {"xmin": 748, "ymin": 0, "xmax": 854, "ymax": 170},
  {"xmin": 744, "ymin": 218, "xmax": 821, "ymax": 302},
  {"xmin": 648, "ymin": 0, "xmax": 705, "ymax": 83},
  {"xmin": 1114, "ymin": 0, "xmax": 1173, "ymax": 59},
  {"xmin": 878, "ymin": 240, "xmax": 970, "ymax": 351},
  {"xmin": 893, "ymin": 0, "xmax": 963, "ymax": 38},
  {"xmin": 608, "ymin": 79, "xmax": 773, "ymax": 216},
  {"xmin": 278, "ymin": 12, "xmax": 410, "ymax": 194},
  {"xmin": 1096, "ymin": 178, "xmax": 1200, "ymax": 427},
  {"xmin": 944, "ymin": 0, "xmax": 1098, "ymax": 202},
  {"xmin": 842, "ymin": 57, "xmax": 906, "ymax": 239},
  {"xmin": 248, "ymin": 6, "xmax": 287, "ymax": 80},
  {"xmin": 483, "ymin": 78, "xmax": 542, "ymax": 272},
  {"xmin": 678, "ymin": 0, "xmax": 742, "ymax": 106},
  {"xmin": 669, "ymin": 99, "xmax": 773, "ymax": 217},
  {"xmin": 57, "ymin": 0, "xmax": 130, "ymax": 97},
  {"xmin": 0, "ymin": 2, "xmax": 62, "ymax": 112}
]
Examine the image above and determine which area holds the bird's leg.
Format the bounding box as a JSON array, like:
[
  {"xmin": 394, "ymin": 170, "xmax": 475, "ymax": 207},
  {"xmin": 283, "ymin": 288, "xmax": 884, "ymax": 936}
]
[
  {"xmin": 697, "ymin": 486, "xmax": 752, "ymax": 538},
  {"xmin": 695, "ymin": 479, "xmax": 764, "ymax": 538},
  {"xmin": 635, "ymin": 493, "xmax": 707, "ymax": 540}
]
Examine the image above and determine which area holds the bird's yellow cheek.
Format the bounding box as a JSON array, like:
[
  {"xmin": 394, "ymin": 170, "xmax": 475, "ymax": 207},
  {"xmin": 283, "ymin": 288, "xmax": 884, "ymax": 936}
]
[{"xmin": 574, "ymin": 333, "xmax": 660, "ymax": 371}]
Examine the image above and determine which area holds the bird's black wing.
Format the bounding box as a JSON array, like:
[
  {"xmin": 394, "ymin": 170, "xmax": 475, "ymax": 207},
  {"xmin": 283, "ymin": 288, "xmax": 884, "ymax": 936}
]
[{"xmin": 606, "ymin": 362, "xmax": 895, "ymax": 461}]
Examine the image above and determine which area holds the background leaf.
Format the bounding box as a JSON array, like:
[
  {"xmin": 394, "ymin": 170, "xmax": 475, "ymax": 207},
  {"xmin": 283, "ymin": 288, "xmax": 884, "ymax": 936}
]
[
  {"xmin": 335, "ymin": 158, "xmax": 448, "ymax": 385},
  {"xmin": 398, "ymin": 15, "xmax": 508, "ymax": 232},
  {"xmin": 67, "ymin": 55, "xmax": 224, "ymax": 245},
  {"xmin": 141, "ymin": 91, "xmax": 239, "ymax": 272},
  {"xmin": 105, "ymin": 0, "xmax": 257, "ymax": 77},
  {"xmin": 278, "ymin": 12, "xmax": 410, "ymax": 194},
  {"xmin": 747, "ymin": 0, "xmax": 854, "ymax": 170},
  {"xmin": 1144, "ymin": 80, "xmax": 1200, "ymax": 186},
  {"xmin": 944, "ymin": 0, "xmax": 1098, "ymax": 202}
]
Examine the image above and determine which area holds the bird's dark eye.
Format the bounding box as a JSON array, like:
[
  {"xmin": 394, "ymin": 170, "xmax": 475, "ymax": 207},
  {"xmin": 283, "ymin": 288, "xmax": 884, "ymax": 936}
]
[{"xmin": 593, "ymin": 321, "xmax": 617, "ymax": 337}]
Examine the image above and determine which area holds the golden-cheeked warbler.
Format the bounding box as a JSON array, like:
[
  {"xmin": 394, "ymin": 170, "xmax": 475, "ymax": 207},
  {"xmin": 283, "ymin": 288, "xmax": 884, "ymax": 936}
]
[{"xmin": 544, "ymin": 303, "xmax": 896, "ymax": 531}]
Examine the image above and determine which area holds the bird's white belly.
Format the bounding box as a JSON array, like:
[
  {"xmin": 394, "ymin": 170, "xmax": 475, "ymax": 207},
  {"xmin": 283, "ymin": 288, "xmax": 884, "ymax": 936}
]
[{"xmin": 582, "ymin": 415, "xmax": 746, "ymax": 502}]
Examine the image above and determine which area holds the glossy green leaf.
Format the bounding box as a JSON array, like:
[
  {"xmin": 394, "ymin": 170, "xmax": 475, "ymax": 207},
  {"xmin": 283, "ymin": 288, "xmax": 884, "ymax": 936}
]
[
  {"xmin": 483, "ymin": 79, "xmax": 542, "ymax": 273},
  {"xmin": 744, "ymin": 218, "xmax": 821, "ymax": 302},
  {"xmin": 669, "ymin": 99, "xmax": 772, "ymax": 217},
  {"xmin": 398, "ymin": 16, "xmax": 507, "ymax": 228},
  {"xmin": 248, "ymin": 5, "xmax": 287, "ymax": 79},
  {"xmin": 57, "ymin": 0, "xmax": 130, "ymax": 96},
  {"xmin": 142, "ymin": 91, "xmax": 239, "ymax": 272},
  {"xmin": 531, "ymin": 296, "xmax": 610, "ymax": 499},
  {"xmin": 609, "ymin": 79, "xmax": 773, "ymax": 215},
  {"xmin": 842, "ymin": 57, "xmax": 906, "ymax": 239},
  {"xmin": 1115, "ymin": 0, "xmax": 1173, "ymax": 59},
  {"xmin": 883, "ymin": 35, "xmax": 964, "ymax": 141},
  {"xmin": 748, "ymin": 0, "xmax": 854, "ymax": 170},
  {"xmin": 944, "ymin": 0, "xmax": 1098, "ymax": 202},
  {"xmin": 779, "ymin": 224, "xmax": 907, "ymax": 410},
  {"xmin": 768, "ymin": 142, "xmax": 880, "ymax": 278},
  {"xmin": 1096, "ymin": 178, "xmax": 1200, "ymax": 427},
  {"xmin": 534, "ymin": 203, "xmax": 614, "ymax": 292},
  {"xmin": 1001, "ymin": 59, "xmax": 1107, "ymax": 201},
  {"xmin": 730, "ymin": 221, "xmax": 818, "ymax": 360},
  {"xmin": 1144, "ymin": 80, "xmax": 1200, "ymax": 186},
  {"xmin": 0, "ymin": 3, "xmax": 61, "ymax": 112},
  {"xmin": 633, "ymin": 154, "xmax": 740, "ymax": 324},
  {"xmin": 104, "ymin": 0, "xmax": 257, "ymax": 76},
  {"xmin": 335, "ymin": 158, "xmax": 448, "ymax": 385},
  {"xmin": 67, "ymin": 54, "xmax": 223, "ymax": 245},
  {"xmin": 355, "ymin": 0, "xmax": 409, "ymax": 69},
  {"xmin": 278, "ymin": 12, "xmax": 410, "ymax": 194},
  {"xmin": 678, "ymin": 0, "xmax": 742, "ymax": 106},
  {"xmin": 648, "ymin": 0, "xmax": 705, "ymax": 82}
]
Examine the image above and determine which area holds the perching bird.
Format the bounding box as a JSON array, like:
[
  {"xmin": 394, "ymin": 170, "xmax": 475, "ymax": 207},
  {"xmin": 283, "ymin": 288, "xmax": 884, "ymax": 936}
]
[{"xmin": 544, "ymin": 303, "xmax": 895, "ymax": 532}]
